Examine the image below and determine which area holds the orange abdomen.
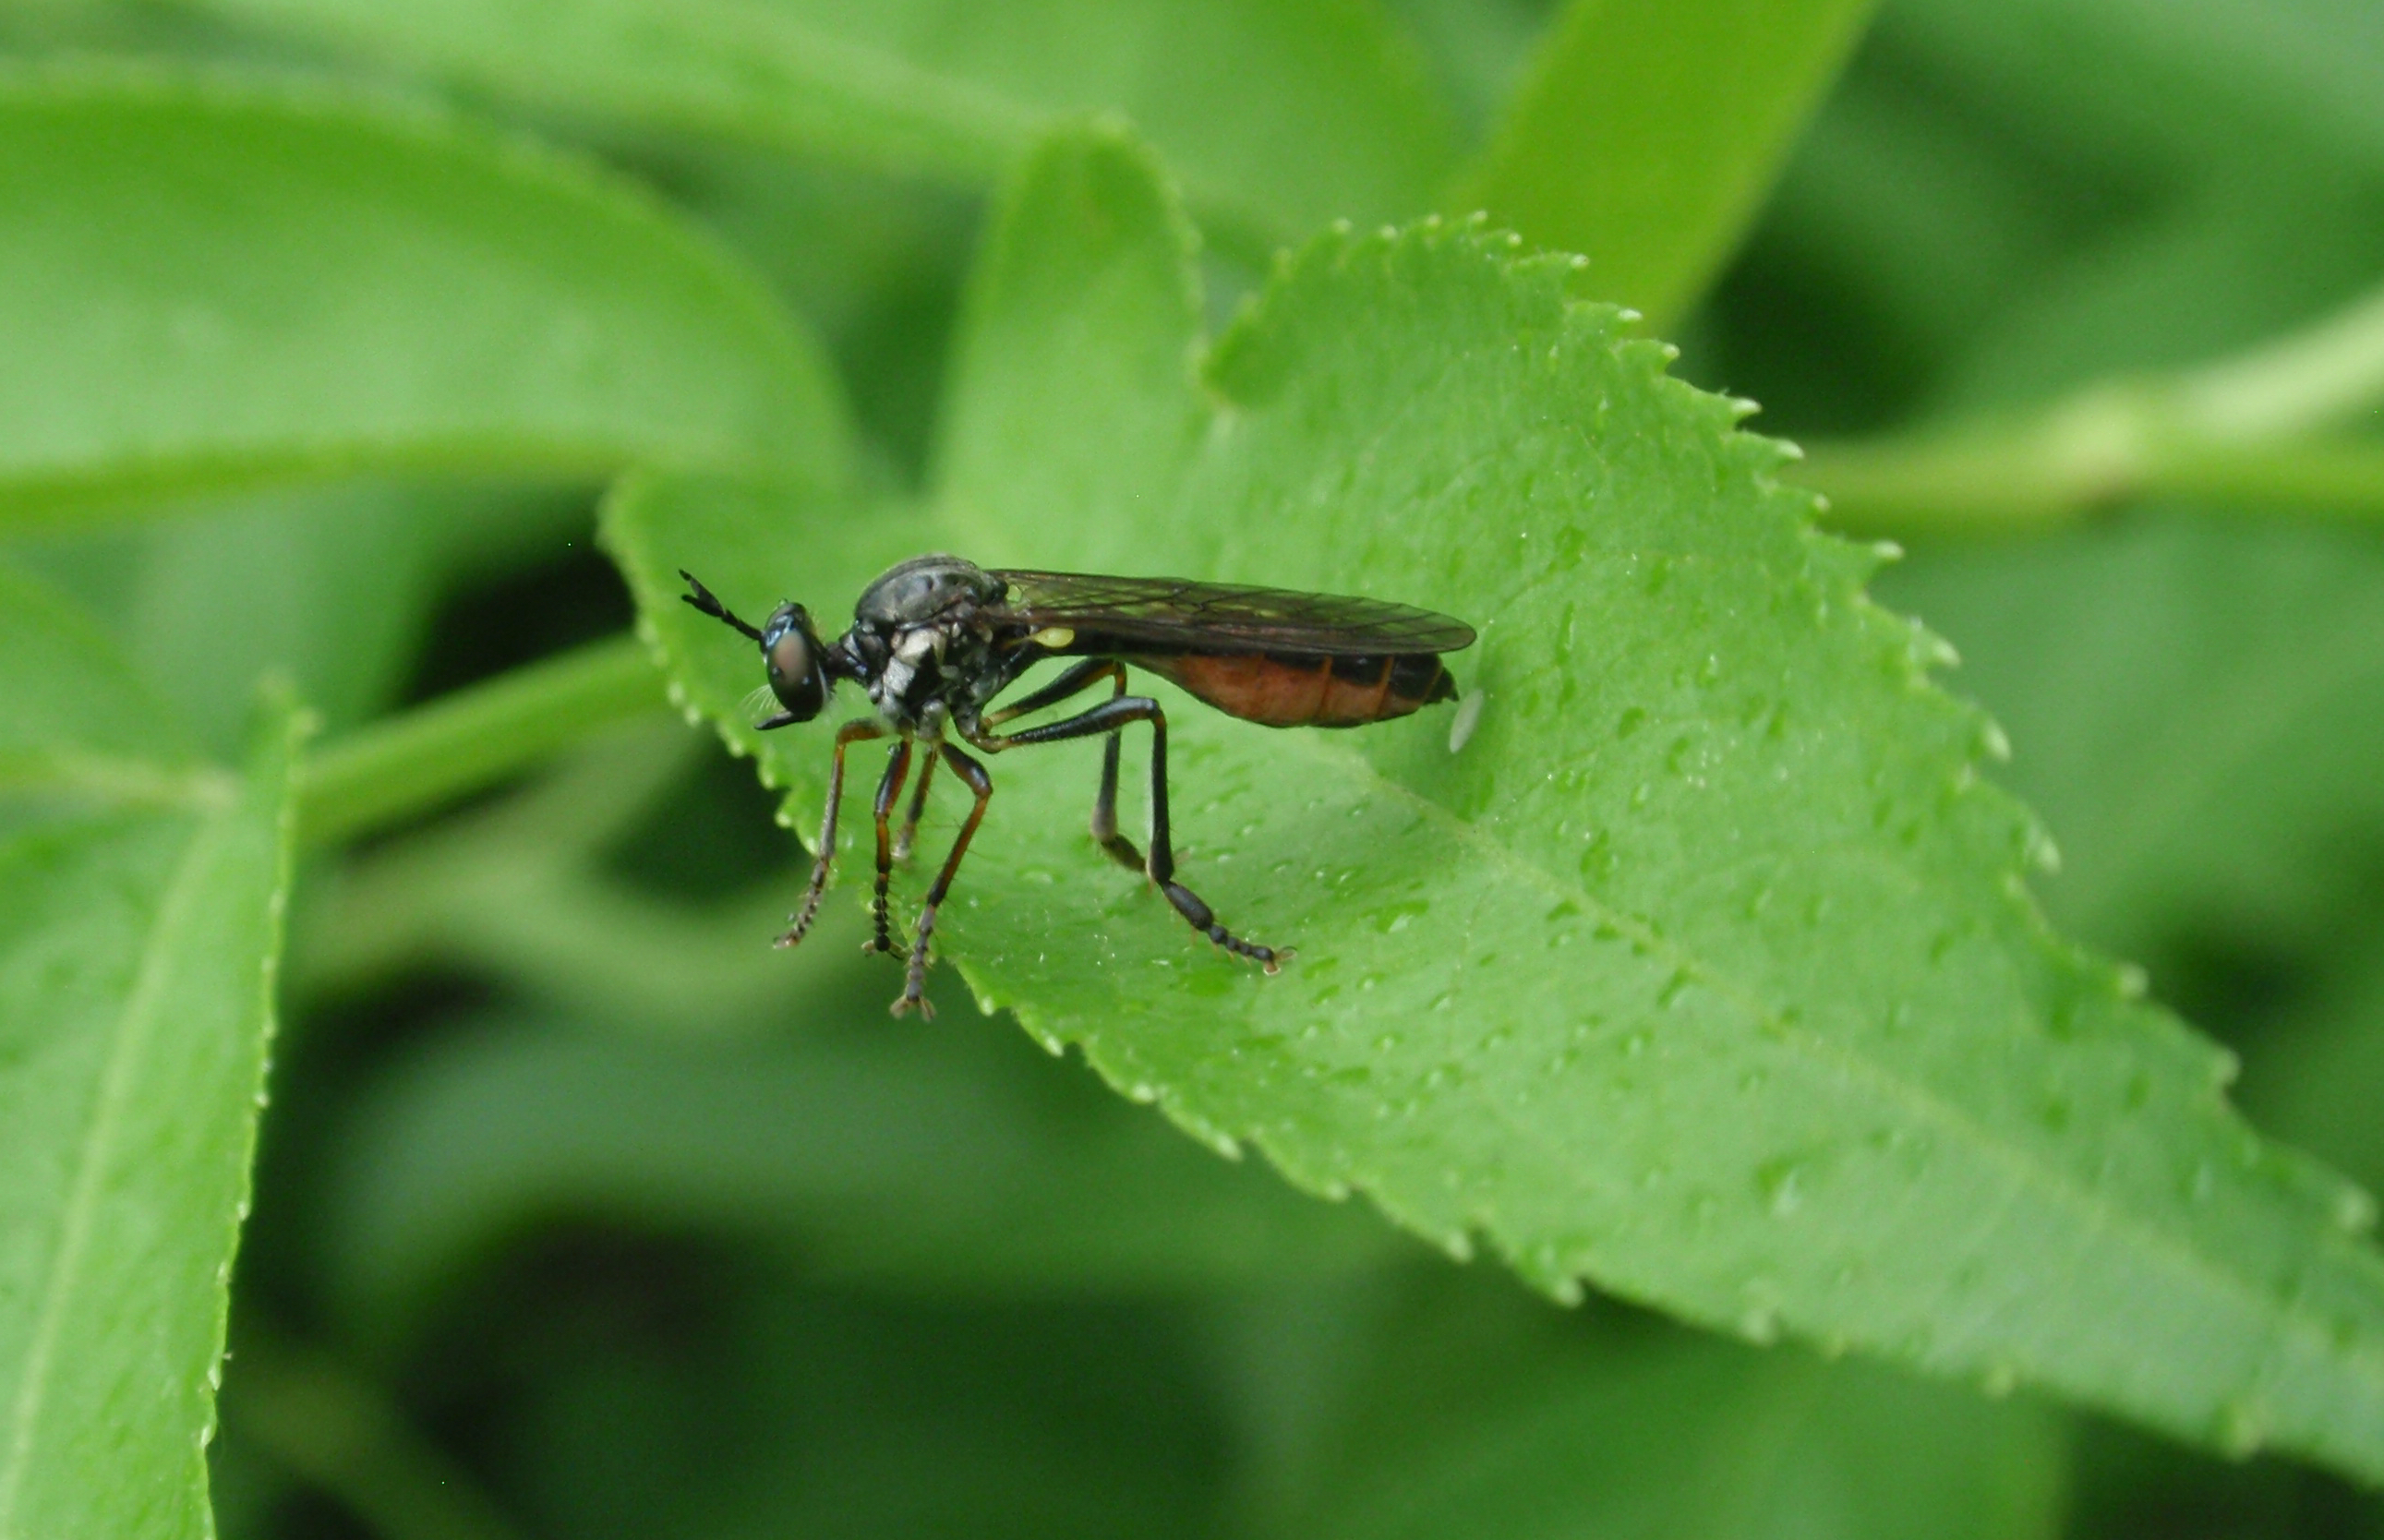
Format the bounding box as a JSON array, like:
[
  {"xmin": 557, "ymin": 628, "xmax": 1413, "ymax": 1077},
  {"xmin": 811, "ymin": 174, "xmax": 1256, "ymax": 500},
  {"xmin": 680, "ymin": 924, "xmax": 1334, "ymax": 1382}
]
[{"xmin": 1132, "ymin": 652, "xmax": 1453, "ymax": 728}]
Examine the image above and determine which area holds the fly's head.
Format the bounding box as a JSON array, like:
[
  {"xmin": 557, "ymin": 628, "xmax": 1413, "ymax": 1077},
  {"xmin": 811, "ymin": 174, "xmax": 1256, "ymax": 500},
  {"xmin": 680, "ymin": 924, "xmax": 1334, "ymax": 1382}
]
[{"xmin": 756, "ymin": 601, "xmax": 836, "ymax": 722}]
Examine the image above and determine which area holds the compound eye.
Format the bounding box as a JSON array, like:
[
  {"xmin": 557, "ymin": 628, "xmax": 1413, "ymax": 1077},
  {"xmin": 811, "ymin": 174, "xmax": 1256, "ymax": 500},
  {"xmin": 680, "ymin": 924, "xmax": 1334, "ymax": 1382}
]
[
  {"xmin": 767, "ymin": 626, "xmax": 812, "ymax": 688},
  {"xmin": 765, "ymin": 623, "xmax": 828, "ymax": 720}
]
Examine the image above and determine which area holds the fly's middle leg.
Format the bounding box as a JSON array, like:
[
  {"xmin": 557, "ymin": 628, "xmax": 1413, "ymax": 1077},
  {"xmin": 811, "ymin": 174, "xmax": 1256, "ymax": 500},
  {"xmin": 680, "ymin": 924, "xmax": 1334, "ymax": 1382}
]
[
  {"xmin": 891, "ymin": 747, "xmax": 937, "ymax": 864},
  {"xmin": 867, "ymin": 739, "xmax": 913, "ymax": 955}
]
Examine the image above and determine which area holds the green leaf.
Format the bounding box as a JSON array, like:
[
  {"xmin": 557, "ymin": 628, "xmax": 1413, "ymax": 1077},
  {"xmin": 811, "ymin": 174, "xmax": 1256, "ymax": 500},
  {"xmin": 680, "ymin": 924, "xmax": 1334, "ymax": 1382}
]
[
  {"xmin": 0, "ymin": 564, "xmax": 302, "ymax": 1538},
  {"xmin": 0, "ymin": 63, "xmax": 851, "ymax": 529},
  {"xmin": 603, "ymin": 126, "xmax": 2384, "ymax": 1480},
  {"xmin": 157, "ymin": 0, "xmax": 1460, "ymax": 249},
  {"xmin": 1451, "ymin": 0, "xmax": 1881, "ymax": 326}
]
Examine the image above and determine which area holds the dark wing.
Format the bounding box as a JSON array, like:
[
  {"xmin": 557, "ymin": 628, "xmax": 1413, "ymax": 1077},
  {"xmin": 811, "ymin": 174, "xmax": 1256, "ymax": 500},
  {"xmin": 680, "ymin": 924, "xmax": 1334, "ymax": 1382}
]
[{"xmin": 990, "ymin": 570, "xmax": 1475, "ymax": 657}]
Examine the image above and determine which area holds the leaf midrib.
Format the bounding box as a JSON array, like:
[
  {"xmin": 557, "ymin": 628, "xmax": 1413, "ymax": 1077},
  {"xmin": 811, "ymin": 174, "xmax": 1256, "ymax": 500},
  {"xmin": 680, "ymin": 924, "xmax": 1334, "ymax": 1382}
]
[{"xmin": 0, "ymin": 800, "xmax": 235, "ymax": 1527}]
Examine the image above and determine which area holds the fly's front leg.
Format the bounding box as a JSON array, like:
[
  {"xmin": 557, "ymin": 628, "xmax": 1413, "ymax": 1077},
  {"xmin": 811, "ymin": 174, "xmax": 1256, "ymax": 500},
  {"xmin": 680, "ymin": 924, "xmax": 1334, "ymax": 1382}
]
[
  {"xmin": 867, "ymin": 740, "xmax": 913, "ymax": 955},
  {"xmin": 894, "ymin": 744, "xmax": 994, "ymax": 1019},
  {"xmin": 891, "ymin": 748, "xmax": 937, "ymax": 864},
  {"xmin": 981, "ymin": 697, "xmax": 1286, "ymax": 971},
  {"xmin": 778, "ymin": 719, "xmax": 887, "ymax": 949}
]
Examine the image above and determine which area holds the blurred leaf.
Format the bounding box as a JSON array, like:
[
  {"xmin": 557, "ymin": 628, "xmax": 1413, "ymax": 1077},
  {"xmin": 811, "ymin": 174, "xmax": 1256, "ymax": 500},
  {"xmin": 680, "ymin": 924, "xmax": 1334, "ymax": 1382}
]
[
  {"xmin": 317, "ymin": 1004, "xmax": 1403, "ymax": 1332},
  {"xmin": 217, "ymin": 1328, "xmax": 527, "ymax": 1540},
  {"xmin": 1875, "ymin": 517, "xmax": 2384, "ymax": 967},
  {"xmin": 153, "ymin": 0, "xmax": 1460, "ymax": 250},
  {"xmin": 2246, "ymin": 940, "xmax": 2384, "ymax": 1208},
  {"xmin": 492, "ymin": 1268, "xmax": 1233, "ymax": 1540},
  {"xmin": 1376, "ymin": 0, "xmax": 1546, "ymax": 139},
  {"xmin": 126, "ymin": 483, "xmax": 443, "ymax": 758},
  {"xmin": 1270, "ymin": 1272, "xmax": 2069, "ymax": 1540},
  {"xmin": 1884, "ymin": 0, "xmax": 2384, "ymax": 186},
  {"xmin": 0, "ymin": 565, "xmax": 301, "ymax": 1539},
  {"xmin": 605, "ymin": 125, "xmax": 2384, "ymax": 1479},
  {"xmin": 1454, "ymin": 0, "xmax": 1880, "ymax": 325},
  {"xmin": 1938, "ymin": 172, "xmax": 2384, "ymax": 419},
  {"xmin": 0, "ymin": 63, "xmax": 850, "ymax": 529}
]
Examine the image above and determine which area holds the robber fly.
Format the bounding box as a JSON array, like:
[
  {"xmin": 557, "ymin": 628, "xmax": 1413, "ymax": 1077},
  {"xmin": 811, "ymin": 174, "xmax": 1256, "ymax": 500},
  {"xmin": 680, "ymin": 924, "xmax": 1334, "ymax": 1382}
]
[{"xmin": 680, "ymin": 555, "xmax": 1476, "ymax": 1017}]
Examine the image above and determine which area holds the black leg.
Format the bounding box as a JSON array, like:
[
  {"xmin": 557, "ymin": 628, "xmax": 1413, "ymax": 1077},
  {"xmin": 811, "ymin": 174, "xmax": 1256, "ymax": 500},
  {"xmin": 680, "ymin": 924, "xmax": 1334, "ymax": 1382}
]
[
  {"xmin": 868, "ymin": 740, "xmax": 912, "ymax": 956},
  {"xmin": 680, "ymin": 570, "xmax": 764, "ymax": 642},
  {"xmin": 892, "ymin": 748, "xmax": 937, "ymax": 864},
  {"xmin": 977, "ymin": 697, "xmax": 1285, "ymax": 970},
  {"xmin": 895, "ymin": 744, "xmax": 995, "ymax": 1019},
  {"xmin": 1084, "ymin": 668, "xmax": 1142, "ymax": 873},
  {"xmin": 777, "ymin": 719, "xmax": 887, "ymax": 949},
  {"xmin": 982, "ymin": 658, "xmax": 1140, "ymax": 871}
]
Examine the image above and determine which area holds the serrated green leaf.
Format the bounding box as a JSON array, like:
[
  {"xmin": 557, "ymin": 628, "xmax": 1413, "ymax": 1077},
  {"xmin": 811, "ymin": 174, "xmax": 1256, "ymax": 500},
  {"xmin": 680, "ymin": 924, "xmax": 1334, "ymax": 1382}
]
[
  {"xmin": 1451, "ymin": 0, "xmax": 1880, "ymax": 326},
  {"xmin": 0, "ymin": 564, "xmax": 302, "ymax": 1539},
  {"xmin": 603, "ymin": 126, "xmax": 2384, "ymax": 1479},
  {"xmin": 0, "ymin": 63, "xmax": 850, "ymax": 529},
  {"xmin": 149, "ymin": 0, "xmax": 1459, "ymax": 249}
]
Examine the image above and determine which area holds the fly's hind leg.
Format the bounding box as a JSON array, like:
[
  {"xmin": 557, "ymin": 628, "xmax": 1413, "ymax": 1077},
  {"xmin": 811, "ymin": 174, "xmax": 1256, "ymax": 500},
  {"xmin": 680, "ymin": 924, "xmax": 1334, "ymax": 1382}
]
[
  {"xmin": 982, "ymin": 658, "xmax": 1140, "ymax": 872},
  {"xmin": 1085, "ymin": 671, "xmax": 1145, "ymax": 875},
  {"xmin": 980, "ymin": 696, "xmax": 1287, "ymax": 971}
]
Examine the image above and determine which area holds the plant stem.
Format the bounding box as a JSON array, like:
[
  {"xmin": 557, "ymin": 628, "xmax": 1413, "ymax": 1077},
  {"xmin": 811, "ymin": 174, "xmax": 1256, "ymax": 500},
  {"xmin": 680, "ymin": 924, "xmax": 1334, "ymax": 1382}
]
[
  {"xmin": 1798, "ymin": 281, "xmax": 2384, "ymax": 535},
  {"xmin": 296, "ymin": 633, "xmax": 668, "ymax": 848}
]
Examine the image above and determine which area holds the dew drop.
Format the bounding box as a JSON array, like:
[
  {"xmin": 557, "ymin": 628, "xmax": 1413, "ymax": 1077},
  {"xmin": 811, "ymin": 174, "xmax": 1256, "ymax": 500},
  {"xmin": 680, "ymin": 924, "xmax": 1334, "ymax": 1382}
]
[
  {"xmin": 1757, "ymin": 1159, "xmax": 1804, "ymax": 1217},
  {"xmin": 2028, "ymin": 827, "xmax": 2062, "ymax": 873}
]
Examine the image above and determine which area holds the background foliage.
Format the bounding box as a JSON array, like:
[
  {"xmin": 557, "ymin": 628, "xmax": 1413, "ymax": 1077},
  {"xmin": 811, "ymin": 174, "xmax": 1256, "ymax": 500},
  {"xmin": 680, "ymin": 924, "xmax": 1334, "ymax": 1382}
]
[{"xmin": 2, "ymin": 0, "xmax": 2383, "ymax": 1535}]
